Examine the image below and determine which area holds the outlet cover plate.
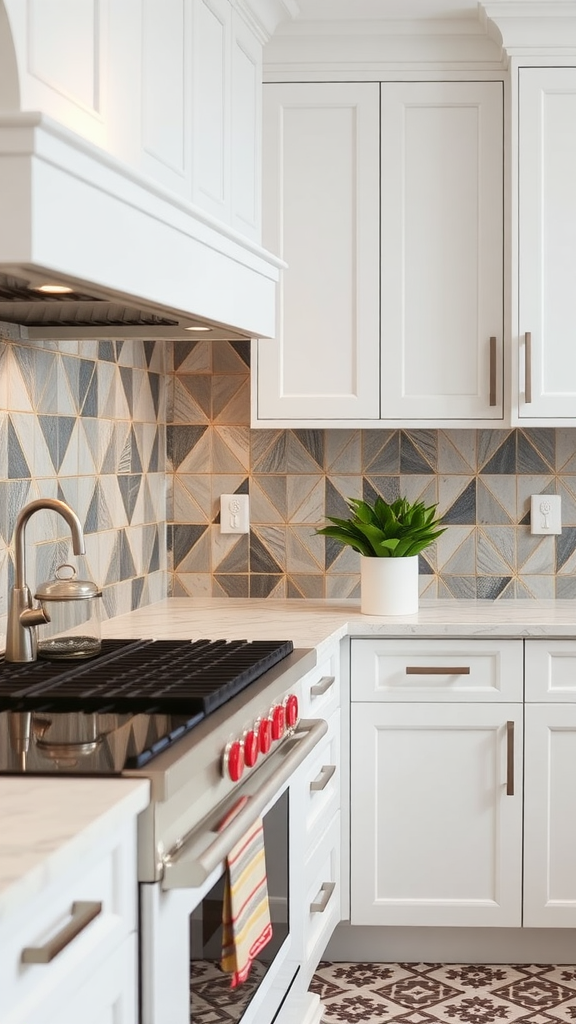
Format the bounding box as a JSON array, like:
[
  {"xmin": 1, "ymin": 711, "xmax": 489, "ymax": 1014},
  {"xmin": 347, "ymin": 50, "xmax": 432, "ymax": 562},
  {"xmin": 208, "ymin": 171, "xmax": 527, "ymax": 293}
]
[
  {"xmin": 530, "ymin": 494, "xmax": 561, "ymax": 535},
  {"xmin": 220, "ymin": 494, "xmax": 250, "ymax": 534}
]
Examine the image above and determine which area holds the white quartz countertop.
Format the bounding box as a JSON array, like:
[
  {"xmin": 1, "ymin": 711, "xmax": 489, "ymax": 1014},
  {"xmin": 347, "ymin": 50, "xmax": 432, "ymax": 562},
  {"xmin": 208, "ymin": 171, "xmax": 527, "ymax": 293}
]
[
  {"xmin": 0, "ymin": 778, "xmax": 149, "ymax": 920},
  {"xmin": 102, "ymin": 597, "xmax": 576, "ymax": 651}
]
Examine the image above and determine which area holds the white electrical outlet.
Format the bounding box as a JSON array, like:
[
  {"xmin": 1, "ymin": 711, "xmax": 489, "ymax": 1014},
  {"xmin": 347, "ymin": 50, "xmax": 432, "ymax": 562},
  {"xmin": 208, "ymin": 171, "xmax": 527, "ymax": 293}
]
[
  {"xmin": 530, "ymin": 494, "xmax": 561, "ymax": 535},
  {"xmin": 220, "ymin": 494, "xmax": 250, "ymax": 534}
]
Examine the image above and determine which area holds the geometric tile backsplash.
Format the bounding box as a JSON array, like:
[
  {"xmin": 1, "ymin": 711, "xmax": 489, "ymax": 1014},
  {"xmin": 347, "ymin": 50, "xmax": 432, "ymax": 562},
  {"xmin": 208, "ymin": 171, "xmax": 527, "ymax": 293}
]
[
  {"xmin": 3, "ymin": 330, "xmax": 576, "ymax": 639},
  {"xmin": 0, "ymin": 334, "xmax": 167, "ymax": 632},
  {"xmin": 168, "ymin": 340, "xmax": 576, "ymax": 600}
]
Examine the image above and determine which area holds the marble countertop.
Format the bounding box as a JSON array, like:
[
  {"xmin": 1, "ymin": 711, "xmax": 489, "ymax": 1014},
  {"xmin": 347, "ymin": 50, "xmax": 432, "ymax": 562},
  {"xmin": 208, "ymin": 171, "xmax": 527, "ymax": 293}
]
[
  {"xmin": 102, "ymin": 597, "xmax": 576, "ymax": 650},
  {"xmin": 0, "ymin": 778, "xmax": 149, "ymax": 920}
]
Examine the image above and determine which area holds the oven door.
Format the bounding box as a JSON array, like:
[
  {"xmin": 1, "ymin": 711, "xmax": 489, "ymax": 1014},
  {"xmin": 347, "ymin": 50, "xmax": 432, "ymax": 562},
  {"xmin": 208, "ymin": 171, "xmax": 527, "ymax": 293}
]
[{"xmin": 140, "ymin": 719, "xmax": 327, "ymax": 1024}]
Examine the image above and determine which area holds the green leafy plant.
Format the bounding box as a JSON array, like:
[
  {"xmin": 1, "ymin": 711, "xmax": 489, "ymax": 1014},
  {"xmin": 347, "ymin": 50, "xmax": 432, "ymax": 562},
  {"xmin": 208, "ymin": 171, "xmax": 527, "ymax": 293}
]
[{"xmin": 315, "ymin": 495, "xmax": 446, "ymax": 558}]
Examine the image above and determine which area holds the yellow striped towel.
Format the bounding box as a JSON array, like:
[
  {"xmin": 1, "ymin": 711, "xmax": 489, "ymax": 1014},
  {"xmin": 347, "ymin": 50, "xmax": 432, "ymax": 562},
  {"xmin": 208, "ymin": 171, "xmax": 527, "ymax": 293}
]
[{"xmin": 221, "ymin": 816, "xmax": 273, "ymax": 988}]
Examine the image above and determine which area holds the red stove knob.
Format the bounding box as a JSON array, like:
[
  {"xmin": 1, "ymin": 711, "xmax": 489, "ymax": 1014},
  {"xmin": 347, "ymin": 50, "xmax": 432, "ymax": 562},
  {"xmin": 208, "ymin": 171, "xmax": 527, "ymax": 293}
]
[
  {"xmin": 271, "ymin": 704, "xmax": 285, "ymax": 741},
  {"xmin": 258, "ymin": 718, "xmax": 272, "ymax": 754},
  {"xmin": 285, "ymin": 693, "xmax": 299, "ymax": 729},
  {"xmin": 225, "ymin": 740, "xmax": 244, "ymax": 782},
  {"xmin": 244, "ymin": 729, "xmax": 259, "ymax": 768}
]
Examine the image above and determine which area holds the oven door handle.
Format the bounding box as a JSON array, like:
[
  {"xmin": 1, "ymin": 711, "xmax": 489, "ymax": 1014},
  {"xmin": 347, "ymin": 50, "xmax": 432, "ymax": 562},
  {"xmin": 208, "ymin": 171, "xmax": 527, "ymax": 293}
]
[{"xmin": 161, "ymin": 718, "xmax": 328, "ymax": 890}]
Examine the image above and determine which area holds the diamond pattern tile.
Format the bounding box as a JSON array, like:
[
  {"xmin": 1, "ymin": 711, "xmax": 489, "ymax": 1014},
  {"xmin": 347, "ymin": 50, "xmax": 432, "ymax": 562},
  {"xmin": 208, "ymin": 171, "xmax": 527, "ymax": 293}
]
[
  {"xmin": 310, "ymin": 963, "xmax": 576, "ymax": 1024},
  {"xmin": 5, "ymin": 335, "xmax": 576, "ymax": 608}
]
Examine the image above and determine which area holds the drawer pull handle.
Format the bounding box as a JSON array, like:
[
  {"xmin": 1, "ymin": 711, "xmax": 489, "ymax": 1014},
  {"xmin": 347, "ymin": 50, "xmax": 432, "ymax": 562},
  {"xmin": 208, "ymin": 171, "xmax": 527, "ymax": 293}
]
[
  {"xmin": 506, "ymin": 720, "xmax": 515, "ymax": 796},
  {"xmin": 489, "ymin": 336, "xmax": 497, "ymax": 406},
  {"xmin": 310, "ymin": 675, "xmax": 335, "ymax": 697},
  {"xmin": 405, "ymin": 666, "xmax": 471, "ymax": 675},
  {"xmin": 310, "ymin": 881, "xmax": 336, "ymax": 914},
  {"xmin": 524, "ymin": 331, "xmax": 532, "ymax": 404},
  {"xmin": 310, "ymin": 764, "xmax": 336, "ymax": 792},
  {"xmin": 21, "ymin": 901, "xmax": 102, "ymax": 964}
]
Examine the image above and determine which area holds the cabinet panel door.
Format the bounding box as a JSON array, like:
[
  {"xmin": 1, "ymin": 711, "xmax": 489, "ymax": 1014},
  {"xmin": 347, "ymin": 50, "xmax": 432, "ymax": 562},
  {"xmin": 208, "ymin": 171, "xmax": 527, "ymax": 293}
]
[
  {"xmin": 518, "ymin": 68, "xmax": 576, "ymax": 420},
  {"xmin": 256, "ymin": 83, "xmax": 380, "ymax": 421},
  {"xmin": 523, "ymin": 704, "xmax": 576, "ymax": 927},
  {"xmin": 350, "ymin": 702, "xmax": 522, "ymax": 926},
  {"xmin": 381, "ymin": 82, "xmax": 504, "ymax": 421}
]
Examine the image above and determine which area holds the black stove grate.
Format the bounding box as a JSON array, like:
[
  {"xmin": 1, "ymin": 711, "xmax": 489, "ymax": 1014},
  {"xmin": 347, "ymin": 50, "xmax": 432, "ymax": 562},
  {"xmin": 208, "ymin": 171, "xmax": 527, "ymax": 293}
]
[{"xmin": 0, "ymin": 639, "xmax": 294, "ymax": 714}]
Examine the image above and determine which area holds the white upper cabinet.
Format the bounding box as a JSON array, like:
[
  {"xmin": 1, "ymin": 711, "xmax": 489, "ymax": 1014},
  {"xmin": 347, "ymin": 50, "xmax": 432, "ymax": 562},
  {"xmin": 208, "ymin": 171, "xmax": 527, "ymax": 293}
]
[
  {"xmin": 517, "ymin": 67, "xmax": 576, "ymax": 423},
  {"xmin": 380, "ymin": 82, "xmax": 503, "ymax": 422},
  {"xmin": 253, "ymin": 79, "xmax": 504, "ymax": 427},
  {"xmin": 256, "ymin": 82, "xmax": 381, "ymax": 421}
]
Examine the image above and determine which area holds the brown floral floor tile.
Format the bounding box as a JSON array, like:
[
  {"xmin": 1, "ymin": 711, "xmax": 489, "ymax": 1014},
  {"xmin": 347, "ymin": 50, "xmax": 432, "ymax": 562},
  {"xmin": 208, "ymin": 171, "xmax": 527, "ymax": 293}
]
[{"xmin": 311, "ymin": 963, "xmax": 576, "ymax": 1024}]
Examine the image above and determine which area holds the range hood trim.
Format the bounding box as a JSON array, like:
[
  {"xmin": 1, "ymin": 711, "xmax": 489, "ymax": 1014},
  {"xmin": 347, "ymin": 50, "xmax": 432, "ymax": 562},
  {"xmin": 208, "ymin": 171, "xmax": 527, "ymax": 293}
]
[{"xmin": 0, "ymin": 113, "xmax": 285, "ymax": 340}]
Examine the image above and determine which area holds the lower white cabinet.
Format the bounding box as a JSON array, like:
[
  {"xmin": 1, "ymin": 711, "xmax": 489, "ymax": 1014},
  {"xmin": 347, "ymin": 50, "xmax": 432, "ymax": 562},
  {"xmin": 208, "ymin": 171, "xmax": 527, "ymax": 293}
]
[
  {"xmin": 351, "ymin": 701, "xmax": 523, "ymax": 927},
  {"xmin": 0, "ymin": 787, "xmax": 146, "ymax": 1024},
  {"xmin": 524, "ymin": 704, "xmax": 576, "ymax": 927},
  {"xmin": 350, "ymin": 638, "xmax": 576, "ymax": 929}
]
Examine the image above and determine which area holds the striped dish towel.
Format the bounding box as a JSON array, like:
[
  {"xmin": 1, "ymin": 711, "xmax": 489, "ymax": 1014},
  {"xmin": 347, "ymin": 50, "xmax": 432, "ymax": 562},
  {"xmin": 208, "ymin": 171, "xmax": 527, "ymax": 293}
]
[{"xmin": 221, "ymin": 816, "xmax": 273, "ymax": 988}]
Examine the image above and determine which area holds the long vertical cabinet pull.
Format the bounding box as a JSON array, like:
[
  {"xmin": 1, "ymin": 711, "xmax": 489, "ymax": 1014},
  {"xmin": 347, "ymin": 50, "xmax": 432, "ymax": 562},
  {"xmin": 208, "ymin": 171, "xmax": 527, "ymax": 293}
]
[
  {"xmin": 524, "ymin": 332, "xmax": 532, "ymax": 404},
  {"xmin": 506, "ymin": 721, "xmax": 515, "ymax": 796},
  {"xmin": 489, "ymin": 336, "xmax": 497, "ymax": 406}
]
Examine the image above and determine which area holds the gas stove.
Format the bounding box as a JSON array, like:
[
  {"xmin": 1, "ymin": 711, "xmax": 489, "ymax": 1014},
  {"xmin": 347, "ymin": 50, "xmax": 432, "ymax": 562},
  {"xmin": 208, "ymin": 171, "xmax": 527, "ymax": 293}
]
[{"xmin": 0, "ymin": 637, "xmax": 296, "ymax": 774}]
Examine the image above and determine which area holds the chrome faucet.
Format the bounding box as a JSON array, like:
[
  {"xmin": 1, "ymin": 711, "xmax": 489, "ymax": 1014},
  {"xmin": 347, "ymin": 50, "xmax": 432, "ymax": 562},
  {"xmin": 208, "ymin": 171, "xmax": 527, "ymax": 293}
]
[{"xmin": 5, "ymin": 498, "xmax": 86, "ymax": 663}]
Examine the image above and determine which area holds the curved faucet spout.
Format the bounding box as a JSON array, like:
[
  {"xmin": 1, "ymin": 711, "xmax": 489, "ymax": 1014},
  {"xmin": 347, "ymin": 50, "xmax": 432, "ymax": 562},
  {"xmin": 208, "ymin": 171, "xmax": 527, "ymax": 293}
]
[
  {"xmin": 13, "ymin": 498, "xmax": 85, "ymax": 590},
  {"xmin": 6, "ymin": 498, "xmax": 86, "ymax": 663}
]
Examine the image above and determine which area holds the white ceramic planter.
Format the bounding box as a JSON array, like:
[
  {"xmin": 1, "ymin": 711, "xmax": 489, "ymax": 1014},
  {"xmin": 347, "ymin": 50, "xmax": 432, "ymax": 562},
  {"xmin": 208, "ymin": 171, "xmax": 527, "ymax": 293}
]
[{"xmin": 360, "ymin": 555, "xmax": 419, "ymax": 615}]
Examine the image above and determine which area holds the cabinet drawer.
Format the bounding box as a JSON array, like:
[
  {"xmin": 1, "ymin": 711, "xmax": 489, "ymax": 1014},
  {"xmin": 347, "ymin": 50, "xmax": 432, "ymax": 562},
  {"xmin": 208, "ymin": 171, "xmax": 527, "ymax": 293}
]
[
  {"xmin": 525, "ymin": 641, "xmax": 576, "ymax": 702},
  {"xmin": 301, "ymin": 813, "xmax": 341, "ymax": 990},
  {"xmin": 351, "ymin": 639, "xmax": 523, "ymax": 701},
  {"xmin": 301, "ymin": 711, "xmax": 340, "ymax": 842},
  {"xmin": 0, "ymin": 817, "xmax": 138, "ymax": 1019},
  {"xmin": 7, "ymin": 932, "xmax": 138, "ymax": 1024},
  {"xmin": 298, "ymin": 644, "xmax": 340, "ymax": 720}
]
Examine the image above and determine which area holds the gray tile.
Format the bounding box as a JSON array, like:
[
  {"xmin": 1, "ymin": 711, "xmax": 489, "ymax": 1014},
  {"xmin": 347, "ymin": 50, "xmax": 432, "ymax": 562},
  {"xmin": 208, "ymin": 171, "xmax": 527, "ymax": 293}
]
[
  {"xmin": 476, "ymin": 477, "xmax": 516, "ymax": 525},
  {"xmin": 476, "ymin": 576, "xmax": 512, "ymax": 599},
  {"xmin": 438, "ymin": 431, "xmax": 477, "ymax": 473},
  {"xmin": 362, "ymin": 430, "xmax": 400, "ymax": 473},
  {"xmin": 325, "ymin": 430, "xmax": 361, "ymax": 473}
]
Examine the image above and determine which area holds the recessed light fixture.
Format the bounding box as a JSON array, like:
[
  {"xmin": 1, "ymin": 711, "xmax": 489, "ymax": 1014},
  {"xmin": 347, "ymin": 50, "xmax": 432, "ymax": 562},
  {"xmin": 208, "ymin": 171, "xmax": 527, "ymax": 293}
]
[
  {"xmin": 184, "ymin": 325, "xmax": 211, "ymax": 332},
  {"xmin": 33, "ymin": 284, "xmax": 74, "ymax": 295}
]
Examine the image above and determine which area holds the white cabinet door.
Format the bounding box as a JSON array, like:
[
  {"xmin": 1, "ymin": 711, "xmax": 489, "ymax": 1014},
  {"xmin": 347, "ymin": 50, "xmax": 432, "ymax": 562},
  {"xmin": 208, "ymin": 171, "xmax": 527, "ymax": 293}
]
[
  {"xmin": 381, "ymin": 82, "xmax": 504, "ymax": 421},
  {"xmin": 518, "ymin": 68, "xmax": 576, "ymax": 421},
  {"xmin": 350, "ymin": 702, "xmax": 523, "ymax": 927},
  {"xmin": 255, "ymin": 82, "xmax": 381, "ymax": 422},
  {"xmin": 523, "ymin": 704, "xmax": 576, "ymax": 927}
]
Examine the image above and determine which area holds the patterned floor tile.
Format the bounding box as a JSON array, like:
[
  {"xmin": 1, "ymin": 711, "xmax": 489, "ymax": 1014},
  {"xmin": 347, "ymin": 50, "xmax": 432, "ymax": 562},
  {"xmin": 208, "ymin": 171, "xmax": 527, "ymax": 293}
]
[{"xmin": 311, "ymin": 964, "xmax": 576, "ymax": 1024}]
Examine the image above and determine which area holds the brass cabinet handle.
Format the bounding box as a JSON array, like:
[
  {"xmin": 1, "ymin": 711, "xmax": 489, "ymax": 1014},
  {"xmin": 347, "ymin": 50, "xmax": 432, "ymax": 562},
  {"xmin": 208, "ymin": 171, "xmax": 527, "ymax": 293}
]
[
  {"xmin": 405, "ymin": 666, "xmax": 471, "ymax": 675},
  {"xmin": 310, "ymin": 675, "xmax": 335, "ymax": 697},
  {"xmin": 506, "ymin": 720, "xmax": 515, "ymax": 796},
  {"xmin": 21, "ymin": 901, "xmax": 102, "ymax": 964},
  {"xmin": 489, "ymin": 336, "xmax": 497, "ymax": 406},
  {"xmin": 525, "ymin": 331, "xmax": 532, "ymax": 404},
  {"xmin": 310, "ymin": 880, "xmax": 336, "ymax": 914},
  {"xmin": 310, "ymin": 764, "xmax": 336, "ymax": 792}
]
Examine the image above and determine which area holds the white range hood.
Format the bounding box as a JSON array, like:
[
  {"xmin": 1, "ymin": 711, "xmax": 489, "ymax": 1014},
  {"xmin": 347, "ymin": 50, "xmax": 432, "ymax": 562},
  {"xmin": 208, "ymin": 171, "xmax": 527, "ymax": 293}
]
[{"xmin": 0, "ymin": 0, "xmax": 293, "ymax": 341}]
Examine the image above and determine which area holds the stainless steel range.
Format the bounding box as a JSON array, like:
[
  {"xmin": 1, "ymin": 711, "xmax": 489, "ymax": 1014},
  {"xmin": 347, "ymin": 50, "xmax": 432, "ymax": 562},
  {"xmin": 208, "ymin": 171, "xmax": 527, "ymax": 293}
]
[{"xmin": 0, "ymin": 637, "xmax": 328, "ymax": 1024}]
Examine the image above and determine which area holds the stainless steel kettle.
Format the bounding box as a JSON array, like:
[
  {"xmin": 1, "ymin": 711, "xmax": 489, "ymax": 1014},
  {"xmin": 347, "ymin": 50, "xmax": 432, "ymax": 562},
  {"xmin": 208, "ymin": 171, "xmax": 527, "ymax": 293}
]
[{"xmin": 35, "ymin": 564, "xmax": 102, "ymax": 660}]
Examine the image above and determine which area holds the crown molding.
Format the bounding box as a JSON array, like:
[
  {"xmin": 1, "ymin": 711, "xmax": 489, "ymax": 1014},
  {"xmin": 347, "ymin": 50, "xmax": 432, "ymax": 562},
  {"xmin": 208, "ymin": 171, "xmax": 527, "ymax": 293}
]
[
  {"xmin": 233, "ymin": 0, "xmax": 300, "ymax": 43},
  {"xmin": 480, "ymin": 1, "xmax": 576, "ymax": 54}
]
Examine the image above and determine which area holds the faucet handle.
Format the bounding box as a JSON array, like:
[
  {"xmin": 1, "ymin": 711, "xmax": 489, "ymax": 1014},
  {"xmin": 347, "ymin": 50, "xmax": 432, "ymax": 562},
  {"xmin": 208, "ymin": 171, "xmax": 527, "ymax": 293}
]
[{"xmin": 20, "ymin": 607, "xmax": 50, "ymax": 629}]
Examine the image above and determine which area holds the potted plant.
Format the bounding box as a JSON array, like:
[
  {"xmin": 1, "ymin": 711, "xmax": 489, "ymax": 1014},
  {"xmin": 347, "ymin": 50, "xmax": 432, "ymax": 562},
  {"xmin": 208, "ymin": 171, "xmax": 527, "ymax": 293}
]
[{"xmin": 316, "ymin": 495, "xmax": 446, "ymax": 614}]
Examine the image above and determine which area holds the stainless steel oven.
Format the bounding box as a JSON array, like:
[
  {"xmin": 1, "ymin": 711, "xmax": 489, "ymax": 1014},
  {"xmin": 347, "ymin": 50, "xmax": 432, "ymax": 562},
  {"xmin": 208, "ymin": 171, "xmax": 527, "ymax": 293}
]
[
  {"xmin": 139, "ymin": 714, "xmax": 326, "ymax": 1024},
  {"xmin": 0, "ymin": 638, "xmax": 326, "ymax": 1024}
]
